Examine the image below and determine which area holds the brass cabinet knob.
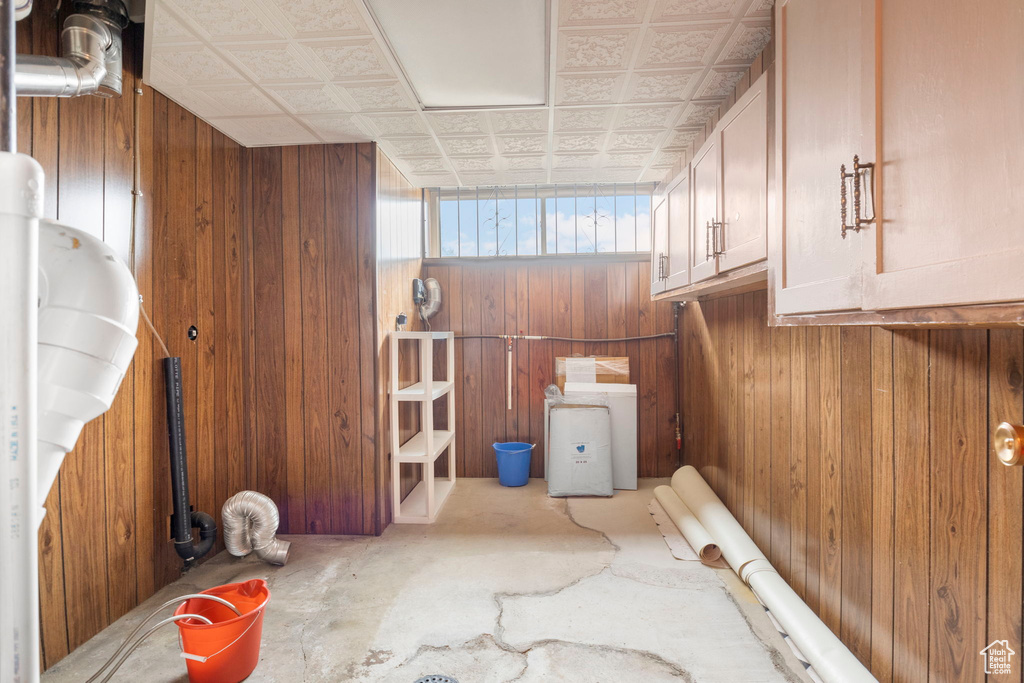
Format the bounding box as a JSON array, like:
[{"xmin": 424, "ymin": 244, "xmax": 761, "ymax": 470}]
[{"xmin": 994, "ymin": 422, "xmax": 1024, "ymax": 466}]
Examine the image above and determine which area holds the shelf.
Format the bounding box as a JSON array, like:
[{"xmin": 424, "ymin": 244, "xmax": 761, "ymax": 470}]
[
  {"xmin": 394, "ymin": 379, "xmax": 454, "ymax": 401},
  {"xmin": 396, "ymin": 429, "xmax": 454, "ymax": 463},
  {"xmin": 395, "ymin": 478, "xmax": 455, "ymax": 524}
]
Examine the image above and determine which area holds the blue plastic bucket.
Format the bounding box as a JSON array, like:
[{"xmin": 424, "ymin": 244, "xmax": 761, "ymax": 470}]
[{"xmin": 493, "ymin": 442, "xmax": 534, "ymax": 487}]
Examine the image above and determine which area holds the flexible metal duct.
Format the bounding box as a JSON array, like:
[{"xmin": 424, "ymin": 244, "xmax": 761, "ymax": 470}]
[
  {"xmin": 418, "ymin": 277, "xmax": 442, "ymax": 321},
  {"xmin": 222, "ymin": 491, "xmax": 291, "ymax": 566}
]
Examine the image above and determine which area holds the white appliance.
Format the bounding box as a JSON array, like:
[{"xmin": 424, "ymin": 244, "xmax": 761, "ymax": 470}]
[{"xmin": 564, "ymin": 382, "xmax": 638, "ymax": 490}]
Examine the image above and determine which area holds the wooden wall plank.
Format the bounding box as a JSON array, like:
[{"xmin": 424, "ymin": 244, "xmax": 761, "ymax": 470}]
[{"xmin": 870, "ymin": 328, "xmax": 895, "ymax": 682}]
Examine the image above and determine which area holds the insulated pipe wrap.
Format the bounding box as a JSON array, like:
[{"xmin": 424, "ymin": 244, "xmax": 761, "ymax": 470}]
[{"xmin": 222, "ymin": 491, "xmax": 290, "ymax": 565}]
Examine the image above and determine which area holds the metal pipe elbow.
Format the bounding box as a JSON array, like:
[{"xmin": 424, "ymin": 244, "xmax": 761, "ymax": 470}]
[{"xmin": 15, "ymin": 13, "xmax": 111, "ymax": 97}]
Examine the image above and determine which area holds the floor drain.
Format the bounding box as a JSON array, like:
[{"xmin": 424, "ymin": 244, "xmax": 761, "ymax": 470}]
[{"xmin": 413, "ymin": 677, "xmax": 459, "ymax": 683}]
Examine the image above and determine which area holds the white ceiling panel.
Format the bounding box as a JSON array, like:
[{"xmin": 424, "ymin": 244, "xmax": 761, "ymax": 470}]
[{"xmin": 144, "ymin": 0, "xmax": 774, "ymax": 187}]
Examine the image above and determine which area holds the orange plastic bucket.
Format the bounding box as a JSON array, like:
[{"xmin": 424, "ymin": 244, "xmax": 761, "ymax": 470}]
[{"xmin": 174, "ymin": 579, "xmax": 271, "ymax": 683}]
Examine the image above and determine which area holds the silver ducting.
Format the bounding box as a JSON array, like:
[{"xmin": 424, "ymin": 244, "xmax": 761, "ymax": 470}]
[
  {"xmin": 222, "ymin": 491, "xmax": 291, "ymax": 566},
  {"xmin": 418, "ymin": 277, "xmax": 442, "ymax": 321}
]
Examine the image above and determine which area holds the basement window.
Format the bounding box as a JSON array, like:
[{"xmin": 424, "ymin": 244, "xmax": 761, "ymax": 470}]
[{"xmin": 423, "ymin": 183, "xmax": 654, "ymax": 259}]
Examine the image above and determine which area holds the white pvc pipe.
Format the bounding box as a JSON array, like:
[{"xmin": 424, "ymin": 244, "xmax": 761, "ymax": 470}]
[
  {"xmin": 0, "ymin": 151, "xmax": 44, "ymax": 683},
  {"xmin": 506, "ymin": 340, "xmax": 512, "ymax": 410},
  {"xmin": 671, "ymin": 466, "xmax": 877, "ymax": 683},
  {"xmin": 653, "ymin": 484, "xmax": 721, "ymax": 563}
]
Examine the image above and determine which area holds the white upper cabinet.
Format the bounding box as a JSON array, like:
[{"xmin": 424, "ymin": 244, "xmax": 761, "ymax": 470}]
[
  {"xmin": 861, "ymin": 0, "xmax": 1024, "ymax": 310},
  {"xmin": 772, "ymin": 0, "xmax": 872, "ymax": 315},
  {"xmin": 650, "ymin": 196, "xmax": 668, "ymax": 296},
  {"xmin": 718, "ymin": 73, "xmax": 769, "ymax": 274},
  {"xmin": 689, "ymin": 134, "xmax": 719, "ymax": 284},
  {"xmin": 665, "ymin": 171, "xmax": 691, "ymax": 290}
]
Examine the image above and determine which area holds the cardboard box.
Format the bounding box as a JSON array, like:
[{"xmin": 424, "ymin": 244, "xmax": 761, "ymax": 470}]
[{"xmin": 554, "ymin": 356, "xmax": 629, "ymax": 394}]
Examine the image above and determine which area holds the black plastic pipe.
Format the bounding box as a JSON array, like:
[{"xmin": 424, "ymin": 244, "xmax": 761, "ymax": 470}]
[{"xmin": 162, "ymin": 357, "xmax": 215, "ymax": 567}]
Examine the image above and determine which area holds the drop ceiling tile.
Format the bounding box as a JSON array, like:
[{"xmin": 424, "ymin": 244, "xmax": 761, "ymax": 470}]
[
  {"xmin": 410, "ymin": 173, "xmax": 459, "ymax": 186},
  {"xmin": 651, "ymin": 0, "xmax": 742, "ymax": 22},
  {"xmin": 679, "ymin": 101, "xmax": 722, "ymax": 127},
  {"xmin": 304, "ymin": 39, "xmax": 394, "ymax": 81},
  {"xmin": 663, "ymin": 128, "xmax": 702, "ymax": 149},
  {"xmin": 451, "ymin": 157, "xmax": 497, "ymax": 172},
  {"xmin": 615, "ymin": 104, "xmax": 679, "ymax": 129},
  {"xmin": 220, "ymin": 44, "xmax": 322, "ymax": 83},
  {"xmin": 555, "ymin": 133, "xmax": 606, "ymax": 152},
  {"xmin": 166, "ymin": 0, "xmax": 284, "ymax": 41},
  {"xmin": 384, "ymin": 137, "xmax": 441, "ymax": 157},
  {"xmin": 497, "ymin": 135, "xmax": 549, "ymax": 155},
  {"xmin": 210, "ymin": 115, "xmax": 319, "ymax": 145},
  {"xmin": 606, "ymin": 151, "xmax": 651, "ymax": 167},
  {"xmin": 266, "ymin": 84, "xmax": 350, "ymax": 113},
  {"xmin": 559, "ymin": 0, "xmax": 649, "ymax": 26},
  {"xmin": 555, "ymin": 107, "xmax": 615, "ymax": 131},
  {"xmin": 558, "ymin": 29, "xmax": 639, "ymax": 72},
  {"xmin": 158, "ymin": 86, "xmax": 230, "ymax": 119},
  {"xmin": 504, "ymin": 170, "xmax": 549, "ymax": 185},
  {"xmin": 626, "ymin": 69, "xmax": 700, "ymax": 102},
  {"xmin": 194, "ymin": 85, "xmax": 283, "ymax": 115},
  {"xmin": 300, "ymin": 114, "xmax": 370, "ymax": 141},
  {"xmin": 404, "ymin": 157, "xmax": 449, "ymax": 174},
  {"xmin": 638, "ymin": 25, "xmax": 726, "ymax": 69},
  {"xmin": 695, "ymin": 67, "xmax": 748, "ymax": 99},
  {"xmin": 442, "ymin": 136, "xmax": 495, "ymax": 156},
  {"xmin": 747, "ymin": 0, "xmax": 774, "ymax": 17},
  {"xmin": 259, "ymin": 0, "xmax": 369, "ymax": 38},
  {"xmin": 609, "ymin": 131, "xmax": 661, "ymax": 150},
  {"xmin": 652, "ymin": 150, "xmax": 684, "ymax": 167},
  {"xmin": 551, "ymin": 169, "xmax": 604, "ymax": 183},
  {"xmin": 720, "ymin": 21, "xmax": 772, "ymax": 63},
  {"xmin": 490, "ymin": 110, "xmax": 549, "ymax": 134},
  {"xmin": 555, "ymin": 153, "xmax": 600, "ymax": 169},
  {"xmin": 642, "ymin": 167, "xmax": 670, "ymax": 183},
  {"xmin": 342, "ymin": 82, "xmax": 414, "ymax": 111},
  {"xmin": 505, "ymin": 155, "xmax": 548, "ymax": 170},
  {"xmin": 150, "ymin": 45, "xmax": 247, "ymax": 85},
  {"xmin": 152, "ymin": 2, "xmax": 198, "ymax": 43},
  {"xmin": 428, "ymin": 113, "xmax": 489, "ymax": 136},
  {"xmin": 364, "ymin": 113, "xmax": 427, "ymax": 136},
  {"xmin": 556, "ymin": 73, "xmax": 627, "ymax": 105}
]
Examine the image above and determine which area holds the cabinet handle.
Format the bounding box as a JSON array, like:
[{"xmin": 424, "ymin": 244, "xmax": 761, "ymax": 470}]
[
  {"xmin": 706, "ymin": 220, "xmax": 713, "ymax": 260},
  {"xmin": 713, "ymin": 219, "xmax": 725, "ymax": 256},
  {"xmin": 840, "ymin": 155, "xmax": 876, "ymax": 239},
  {"xmin": 660, "ymin": 253, "xmax": 669, "ymax": 280}
]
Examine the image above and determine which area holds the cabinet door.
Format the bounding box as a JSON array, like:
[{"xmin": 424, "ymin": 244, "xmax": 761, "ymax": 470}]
[
  {"xmin": 650, "ymin": 196, "xmax": 668, "ymax": 296},
  {"xmin": 772, "ymin": 0, "xmax": 872, "ymax": 314},
  {"xmin": 718, "ymin": 73, "xmax": 768, "ymax": 274},
  {"xmin": 861, "ymin": 0, "xmax": 1024, "ymax": 309},
  {"xmin": 665, "ymin": 171, "xmax": 690, "ymax": 290},
  {"xmin": 689, "ymin": 135, "xmax": 719, "ymax": 283}
]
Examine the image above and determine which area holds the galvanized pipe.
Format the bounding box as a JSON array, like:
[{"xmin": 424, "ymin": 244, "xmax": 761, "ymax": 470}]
[
  {"xmin": 1, "ymin": 0, "xmax": 15, "ymax": 152},
  {"xmin": 14, "ymin": 13, "xmax": 111, "ymax": 97}
]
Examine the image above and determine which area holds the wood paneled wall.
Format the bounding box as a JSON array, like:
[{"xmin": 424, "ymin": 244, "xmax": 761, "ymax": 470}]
[
  {"xmin": 421, "ymin": 259, "xmax": 680, "ymax": 479},
  {"xmin": 18, "ymin": 1, "xmax": 251, "ymax": 668},
  {"xmin": 680, "ymin": 290, "xmax": 1024, "ymax": 682}
]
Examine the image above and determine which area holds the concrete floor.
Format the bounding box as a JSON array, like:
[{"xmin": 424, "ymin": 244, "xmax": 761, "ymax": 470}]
[{"xmin": 42, "ymin": 479, "xmax": 810, "ymax": 682}]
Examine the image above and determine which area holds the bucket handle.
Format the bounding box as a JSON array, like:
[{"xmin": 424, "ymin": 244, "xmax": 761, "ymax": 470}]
[{"xmin": 178, "ymin": 607, "xmax": 263, "ymax": 663}]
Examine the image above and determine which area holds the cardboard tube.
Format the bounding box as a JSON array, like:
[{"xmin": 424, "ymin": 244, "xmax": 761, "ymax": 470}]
[
  {"xmin": 671, "ymin": 466, "xmax": 876, "ymax": 683},
  {"xmin": 653, "ymin": 485, "xmax": 722, "ymax": 563}
]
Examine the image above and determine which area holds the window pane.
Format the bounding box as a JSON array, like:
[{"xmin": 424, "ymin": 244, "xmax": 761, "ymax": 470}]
[
  {"xmin": 595, "ymin": 185, "xmax": 615, "ymax": 253},
  {"xmin": 635, "ymin": 193, "xmax": 652, "ymax": 252},
  {"xmin": 576, "ymin": 184, "xmax": 596, "ymax": 253},
  {"xmin": 544, "ymin": 197, "xmax": 556, "ymax": 254},
  {"xmin": 495, "ymin": 187, "xmax": 516, "ymax": 256},
  {"xmin": 458, "ymin": 192, "xmax": 478, "ymax": 256},
  {"xmin": 478, "ymin": 188, "xmax": 498, "ymax": 256},
  {"xmin": 439, "ymin": 196, "xmax": 460, "ymax": 257},
  {"xmin": 516, "ymin": 187, "xmax": 539, "ymax": 256},
  {"xmin": 615, "ymin": 193, "xmax": 637, "ymax": 252},
  {"xmin": 556, "ymin": 186, "xmax": 576, "ymax": 254}
]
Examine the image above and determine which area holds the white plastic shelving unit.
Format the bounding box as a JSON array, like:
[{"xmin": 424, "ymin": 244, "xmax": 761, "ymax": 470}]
[{"xmin": 390, "ymin": 331, "xmax": 456, "ymax": 524}]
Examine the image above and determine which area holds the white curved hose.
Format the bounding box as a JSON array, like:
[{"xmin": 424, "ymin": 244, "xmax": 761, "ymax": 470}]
[{"xmin": 222, "ymin": 491, "xmax": 290, "ymax": 565}]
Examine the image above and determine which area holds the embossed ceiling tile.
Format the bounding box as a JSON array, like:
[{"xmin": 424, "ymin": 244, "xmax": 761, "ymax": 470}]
[
  {"xmin": 458, "ymin": 172, "xmax": 505, "ymax": 186},
  {"xmin": 558, "ymin": 29, "xmax": 638, "ymax": 72},
  {"xmin": 505, "ymin": 155, "xmax": 547, "ymax": 170},
  {"xmin": 554, "ymin": 153, "xmax": 600, "ymax": 169},
  {"xmin": 193, "ymin": 85, "xmax": 282, "ymax": 115},
  {"xmin": 559, "ymin": 0, "xmax": 648, "ymax": 26},
  {"xmin": 720, "ymin": 21, "xmax": 771, "ymax": 63},
  {"xmin": 679, "ymin": 101, "xmax": 723, "ymax": 127},
  {"xmin": 158, "ymin": 86, "xmax": 229, "ymax": 119},
  {"xmin": 404, "ymin": 157, "xmax": 449, "ymax": 174},
  {"xmin": 342, "ymin": 82, "xmax": 413, "ymax": 111},
  {"xmin": 383, "ymin": 137, "xmax": 440, "ymax": 157},
  {"xmin": 451, "ymin": 157, "xmax": 497, "ymax": 172},
  {"xmin": 364, "ymin": 113, "xmax": 427, "ymax": 136},
  {"xmin": 551, "ymin": 169, "xmax": 602, "ymax": 183},
  {"xmin": 652, "ymin": 150, "xmax": 683, "ymax": 168},
  {"xmin": 497, "ymin": 135, "xmax": 549, "ymax": 155},
  {"xmin": 304, "ymin": 39, "xmax": 393, "ymax": 81},
  {"xmin": 151, "ymin": 45, "xmax": 247, "ymax": 85},
  {"xmin": 609, "ymin": 131, "xmax": 660, "ymax": 150},
  {"xmin": 555, "ymin": 133, "xmax": 605, "ymax": 152},
  {"xmin": 220, "ymin": 43, "xmax": 321, "ymax": 83},
  {"xmin": 441, "ymin": 136, "xmax": 494, "ymax": 156},
  {"xmin": 210, "ymin": 116, "xmax": 318, "ymax": 146},
  {"xmin": 615, "ymin": 104, "xmax": 678, "ymax": 130},
  {"xmin": 152, "ymin": 2, "xmax": 198, "ymax": 42},
  {"xmin": 490, "ymin": 109, "xmax": 548, "ymax": 134},
  {"xmin": 261, "ymin": 0, "xmax": 368, "ymax": 37},
  {"xmin": 167, "ymin": 0, "xmax": 283, "ymax": 41},
  {"xmin": 651, "ymin": 0, "xmax": 742, "ymax": 22},
  {"xmin": 695, "ymin": 68, "xmax": 747, "ymax": 99},
  {"xmin": 642, "ymin": 167, "xmax": 670, "ymax": 183},
  {"xmin": 626, "ymin": 69, "xmax": 700, "ymax": 102},
  {"xmin": 410, "ymin": 173, "xmax": 458, "ymax": 187},
  {"xmin": 663, "ymin": 128, "xmax": 702, "ymax": 149},
  {"xmin": 504, "ymin": 169, "xmax": 549, "ymax": 185},
  {"xmin": 747, "ymin": 0, "xmax": 774, "ymax": 16},
  {"xmin": 266, "ymin": 84, "xmax": 350, "ymax": 114},
  {"xmin": 555, "ymin": 107, "xmax": 613, "ymax": 131},
  {"xmin": 428, "ymin": 113, "xmax": 489, "ymax": 136},
  {"xmin": 606, "ymin": 151, "xmax": 651, "ymax": 168},
  {"xmin": 638, "ymin": 25, "xmax": 724, "ymax": 69},
  {"xmin": 556, "ymin": 73, "xmax": 626, "ymax": 105},
  {"xmin": 300, "ymin": 114, "xmax": 370, "ymax": 141}
]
